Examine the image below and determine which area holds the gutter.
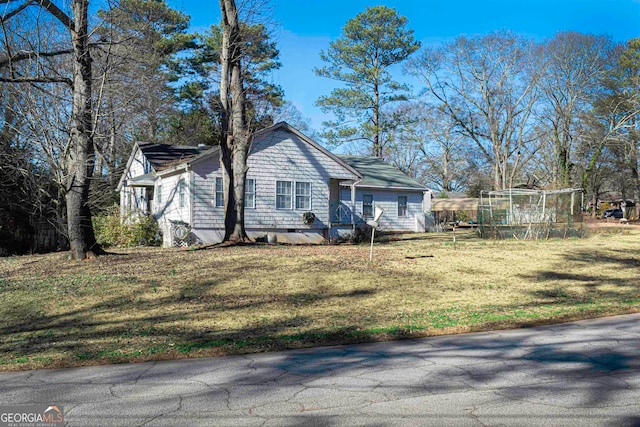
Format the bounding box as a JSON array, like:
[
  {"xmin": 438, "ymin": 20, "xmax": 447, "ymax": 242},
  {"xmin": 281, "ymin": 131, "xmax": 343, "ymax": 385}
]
[
  {"xmin": 157, "ymin": 163, "xmax": 191, "ymax": 178},
  {"xmin": 341, "ymin": 183, "xmax": 428, "ymax": 192}
]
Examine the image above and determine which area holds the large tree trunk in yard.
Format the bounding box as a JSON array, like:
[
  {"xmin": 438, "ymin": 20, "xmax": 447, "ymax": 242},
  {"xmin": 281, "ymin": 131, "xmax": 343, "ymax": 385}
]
[
  {"xmin": 230, "ymin": 133, "xmax": 249, "ymax": 240},
  {"xmin": 221, "ymin": 138, "xmax": 236, "ymax": 241},
  {"xmin": 66, "ymin": 0, "xmax": 101, "ymax": 259},
  {"xmin": 227, "ymin": 33, "xmax": 249, "ymax": 242},
  {"xmin": 219, "ymin": 0, "xmax": 250, "ymax": 242}
]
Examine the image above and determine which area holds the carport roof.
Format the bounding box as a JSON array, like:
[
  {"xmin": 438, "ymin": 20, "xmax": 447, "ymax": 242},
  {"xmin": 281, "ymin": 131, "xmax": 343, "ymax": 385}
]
[{"xmin": 431, "ymin": 198, "xmax": 479, "ymax": 212}]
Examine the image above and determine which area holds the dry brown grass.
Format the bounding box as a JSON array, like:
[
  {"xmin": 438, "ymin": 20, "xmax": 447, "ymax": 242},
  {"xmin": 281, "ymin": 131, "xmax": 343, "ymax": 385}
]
[{"xmin": 1, "ymin": 224, "xmax": 639, "ymax": 371}]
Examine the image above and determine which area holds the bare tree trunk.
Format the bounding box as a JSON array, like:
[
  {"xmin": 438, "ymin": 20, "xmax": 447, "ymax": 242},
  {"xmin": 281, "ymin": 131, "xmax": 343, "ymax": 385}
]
[
  {"xmin": 218, "ymin": 4, "xmax": 234, "ymax": 241},
  {"xmin": 628, "ymin": 119, "xmax": 639, "ymax": 220},
  {"xmin": 442, "ymin": 148, "xmax": 451, "ymax": 191},
  {"xmin": 66, "ymin": 0, "xmax": 100, "ymax": 259},
  {"xmin": 373, "ymin": 81, "xmax": 379, "ymax": 157},
  {"xmin": 106, "ymin": 104, "xmax": 117, "ymax": 187},
  {"xmin": 219, "ymin": 0, "xmax": 250, "ymax": 242}
]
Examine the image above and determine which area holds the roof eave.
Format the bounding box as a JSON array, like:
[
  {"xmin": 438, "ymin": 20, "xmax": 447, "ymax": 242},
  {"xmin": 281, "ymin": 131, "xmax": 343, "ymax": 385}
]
[
  {"xmin": 116, "ymin": 142, "xmax": 146, "ymax": 191},
  {"xmin": 340, "ymin": 183, "xmax": 428, "ymax": 192}
]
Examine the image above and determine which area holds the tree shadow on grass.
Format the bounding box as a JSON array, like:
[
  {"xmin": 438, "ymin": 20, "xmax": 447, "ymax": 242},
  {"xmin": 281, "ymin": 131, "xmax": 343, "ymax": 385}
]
[
  {"xmin": 3, "ymin": 240, "xmax": 640, "ymax": 423},
  {"xmin": 519, "ymin": 247, "xmax": 640, "ymax": 301},
  {"xmin": 0, "ymin": 272, "xmax": 382, "ymax": 367},
  {"xmin": 3, "ymin": 269, "xmax": 640, "ymax": 425}
]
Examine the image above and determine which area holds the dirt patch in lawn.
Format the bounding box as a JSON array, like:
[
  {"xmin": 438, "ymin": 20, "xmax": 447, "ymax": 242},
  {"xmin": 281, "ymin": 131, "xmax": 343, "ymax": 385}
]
[{"xmin": 1, "ymin": 227, "xmax": 639, "ymax": 371}]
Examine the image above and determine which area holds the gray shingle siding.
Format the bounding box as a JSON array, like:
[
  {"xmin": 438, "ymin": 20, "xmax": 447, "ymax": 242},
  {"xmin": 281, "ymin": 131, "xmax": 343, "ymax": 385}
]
[{"xmin": 190, "ymin": 127, "xmax": 359, "ymax": 236}]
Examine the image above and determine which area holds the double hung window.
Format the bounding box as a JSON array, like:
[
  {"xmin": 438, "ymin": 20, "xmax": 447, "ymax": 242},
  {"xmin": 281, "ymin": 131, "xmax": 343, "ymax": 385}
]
[
  {"xmin": 363, "ymin": 194, "xmax": 373, "ymax": 218},
  {"xmin": 398, "ymin": 196, "xmax": 408, "ymax": 217},
  {"xmin": 276, "ymin": 181, "xmax": 311, "ymax": 210}
]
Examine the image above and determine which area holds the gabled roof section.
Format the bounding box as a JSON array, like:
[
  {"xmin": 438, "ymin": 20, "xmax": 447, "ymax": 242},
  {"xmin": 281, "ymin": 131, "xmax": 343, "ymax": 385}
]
[
  {"xmin": 339, "ymin": 155, "xmax": 427, "ymax": 191},
  {"xmin": 117, "ymin": 142, "xmax": 217, "ymax": 190},
  {"xmin": 251, "ymin": 122, "xmax": 363, "ymax": 179},
  {"xmin": 155, "ymin": 145, "xmax": 219, "ymax": 177},
  {"xmin": 137, "ymin": 142, "xmax": 204, "ymax": 171}
]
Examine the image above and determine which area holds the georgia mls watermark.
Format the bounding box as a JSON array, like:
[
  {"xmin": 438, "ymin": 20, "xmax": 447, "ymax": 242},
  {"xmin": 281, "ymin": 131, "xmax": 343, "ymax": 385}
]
[{"xmin": 0, "ymin": 405, "xmax": 63, "ymax": 427}]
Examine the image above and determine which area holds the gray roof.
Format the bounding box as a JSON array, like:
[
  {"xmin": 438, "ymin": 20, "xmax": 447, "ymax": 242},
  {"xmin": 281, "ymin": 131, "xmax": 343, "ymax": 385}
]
[
  {"xmin": 339, "ymin": 155, "xmax": 427, "ymax": 191},
  {"xmin": 138, "ymin": 142, "xmax": 205, "ymax": 171}
]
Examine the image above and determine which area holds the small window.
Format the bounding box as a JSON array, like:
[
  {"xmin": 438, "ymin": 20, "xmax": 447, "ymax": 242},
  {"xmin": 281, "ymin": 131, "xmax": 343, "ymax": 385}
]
[
  {"xmin": 245, "ymin": 178, "xmax": 256, "ymax": 209},
  {"xmin": 179, "ymin": 180, "xmax": 187, "ymax": 208},
  {"xmin": 398, "ymin": 196, "xmax": 408, "ymax": 217},
  {"xmin": 295, "ymin": 182, "xmax": 311, "ymax": 210},
  {"xmin": 215, "ymin": 177, "xmax": 224, "ymax": 208},
  {"xmin": 363, "ymin": 194, "xmax": 373, "ymax": 218},
  {"xmin": 156, "ymin": 184, "xmax": 163, "ymax": 204},
  {"xmin": 276, "ymin": 181, "xmax": 292, "ymax": 209}
]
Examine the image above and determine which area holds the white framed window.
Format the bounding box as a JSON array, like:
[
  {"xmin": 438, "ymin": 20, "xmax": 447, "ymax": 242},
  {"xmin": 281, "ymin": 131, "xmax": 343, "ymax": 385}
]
[
  {"xmin": 276, "ymin": 180, "xmax": 293, "ymax": 209},
  {"xmin": 295, "ymin": 181, "xmax": 311, "ymax": 210},
  {"xmin": 363, "ymin": 194, "xmax": 373, "ymax": 218},
  {"xmin": 398, "ymin": 195, "xmax": 408, "ymax": 217},
  {"xmin": 179, "ymin": 180, "xmax": 187, "ymax": 208},
  {"xmin": 156, "ymin": 184, "xmax": 163, "ymax": 204},
  {"xmin": 245, "ymin": 178, "xmax": 256, "ymax": 209},
  {"xmin": 215, "ymin": 177, "xmax": 224, "ymax": 208}
]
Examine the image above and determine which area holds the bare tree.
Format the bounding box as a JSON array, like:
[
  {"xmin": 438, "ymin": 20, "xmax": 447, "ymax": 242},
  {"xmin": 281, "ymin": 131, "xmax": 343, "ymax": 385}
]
[
  {"xmin": 616, "ymin": 38, "xmax": 640, "ymax": 216},
  {"xmin": 578, "ymin": 58, "xmax": 640, "ymax": 215},
  {"xmin": 218, "ymin": 0, "xmax": 251, "ymax": 241},
  {"xmin": 418, "ymin": 106, "xmax": 474, "ymax": 192},
  {"xmin": 537, "ymin": 32, "xmax": 616, "ymax": 188},
  {"xmin": 407, "ymin": 32, "xmax": 541, "ymax": 190},
  {"xmin": 381, "ymin": 102, "xmax": 472, "ymax": 192},
  {"xmin": 0, "ymin": 0, "xmax": 103, "ymax": 259}
]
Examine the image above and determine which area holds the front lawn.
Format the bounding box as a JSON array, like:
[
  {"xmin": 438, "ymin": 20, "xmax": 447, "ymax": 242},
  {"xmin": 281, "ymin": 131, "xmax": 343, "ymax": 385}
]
[{"xmin": 1, "ymin": 226, "xmax": 639, "ymax": 371}]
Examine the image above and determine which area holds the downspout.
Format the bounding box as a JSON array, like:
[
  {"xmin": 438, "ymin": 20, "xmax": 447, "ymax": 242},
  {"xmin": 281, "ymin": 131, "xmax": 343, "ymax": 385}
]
[
  {"xmin": 187, "ymin": 164, "xmax": 193, "ymax": 228},
  {"xmin": 351, "ymin": 179, "xmax": 362, "ymax": 229},
  {"xmin": 422, "ymin": 190, "xmax": 431, "ymax": 232}
]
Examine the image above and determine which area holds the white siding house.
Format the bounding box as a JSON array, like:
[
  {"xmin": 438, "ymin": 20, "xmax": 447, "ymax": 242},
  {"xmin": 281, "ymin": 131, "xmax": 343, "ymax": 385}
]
[{"xmin": 117, "ymin": 122, "xmax": 430, "ymax": 246}]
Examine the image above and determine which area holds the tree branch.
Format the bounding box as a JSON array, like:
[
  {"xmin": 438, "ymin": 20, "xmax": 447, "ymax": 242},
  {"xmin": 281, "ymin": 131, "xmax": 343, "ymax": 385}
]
[
  {"xmin": 0, "ymin": 0, "xmax": 34, "ymax": 22},
  {"xmin": 37, "ymin": 0, "xmax": 73, "ymax": 31},
  {"xmin": 0, "ymin": 48, "xmax": 74, "ymax": 67},
  {"xmin": 0, "ymin": 0, "xmax": 73, "ymax": 30},
  {"xmin": 0, "ymin": 75, "xmax": 71, "ymax": 84}
]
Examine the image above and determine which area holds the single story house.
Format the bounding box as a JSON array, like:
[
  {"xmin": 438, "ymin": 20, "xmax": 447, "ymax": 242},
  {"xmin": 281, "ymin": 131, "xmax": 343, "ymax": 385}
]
[{"xmin": 117, "ymin": 122, "xmax": 430, "ymax": 246}]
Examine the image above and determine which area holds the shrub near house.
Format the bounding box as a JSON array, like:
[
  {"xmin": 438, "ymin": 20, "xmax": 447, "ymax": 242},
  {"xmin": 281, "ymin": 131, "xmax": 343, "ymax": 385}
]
[{"xmin": 93, "ymin": 207, "xmax": 160, "ymax": 247}]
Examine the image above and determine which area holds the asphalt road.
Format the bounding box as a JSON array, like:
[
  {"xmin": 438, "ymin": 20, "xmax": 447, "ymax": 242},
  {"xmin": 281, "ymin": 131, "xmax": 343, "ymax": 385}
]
[{"xmin": 2, "ymin": 314, "xmax": 640, "ymax": 426}]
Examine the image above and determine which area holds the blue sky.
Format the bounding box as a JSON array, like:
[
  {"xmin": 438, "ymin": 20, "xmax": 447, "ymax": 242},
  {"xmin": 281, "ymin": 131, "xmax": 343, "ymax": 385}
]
[{"xmin": 170, "ymin": 0, "xmax": 640, "ymax": 134}]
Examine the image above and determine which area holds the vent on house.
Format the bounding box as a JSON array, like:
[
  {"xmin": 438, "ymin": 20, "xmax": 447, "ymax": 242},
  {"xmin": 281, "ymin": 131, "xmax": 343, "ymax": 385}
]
[{"xmin": 171, "ymin": 221, "xmax": 192, "ymax": 247}]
